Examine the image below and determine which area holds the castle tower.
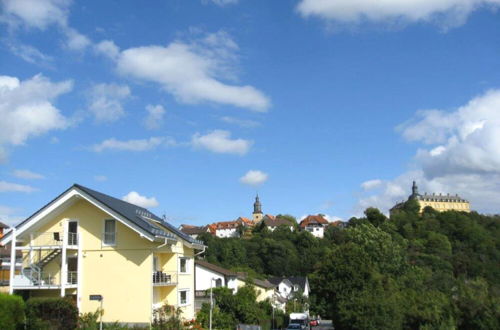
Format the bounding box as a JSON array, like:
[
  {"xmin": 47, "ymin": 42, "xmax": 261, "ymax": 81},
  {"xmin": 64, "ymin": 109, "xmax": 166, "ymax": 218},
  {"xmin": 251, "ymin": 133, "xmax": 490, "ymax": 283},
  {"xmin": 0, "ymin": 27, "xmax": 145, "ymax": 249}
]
[
  {"xmin": 252, "ymin": 194, "xmax": 263, "ymax": 223},
  {"xmin": 409, "ymin": 181, "xmax": 420, "ymax": 200}
]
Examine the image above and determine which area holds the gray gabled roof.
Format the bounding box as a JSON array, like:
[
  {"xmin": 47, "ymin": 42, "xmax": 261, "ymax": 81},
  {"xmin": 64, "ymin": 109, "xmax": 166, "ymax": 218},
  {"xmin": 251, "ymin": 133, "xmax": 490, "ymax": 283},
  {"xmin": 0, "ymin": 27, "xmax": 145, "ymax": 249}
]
[
  {"xmin": 1, "ymin": 184, "xmax": 204, "ymax": 247},
  {"xmin": 74, "ymin": 184, "xmax": 204, "ymax": 245}
]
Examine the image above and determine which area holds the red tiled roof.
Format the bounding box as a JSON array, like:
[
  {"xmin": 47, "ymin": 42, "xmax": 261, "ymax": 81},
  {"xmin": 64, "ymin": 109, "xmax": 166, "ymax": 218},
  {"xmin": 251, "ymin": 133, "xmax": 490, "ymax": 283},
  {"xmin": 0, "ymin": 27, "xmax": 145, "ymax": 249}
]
[
  {"xmin": 215, "ymin": 220, "xmax": 241, "ymax": 229},
  {"xmin": 299, "ymin": 215, "xmax": 329, "ymax": 228}
]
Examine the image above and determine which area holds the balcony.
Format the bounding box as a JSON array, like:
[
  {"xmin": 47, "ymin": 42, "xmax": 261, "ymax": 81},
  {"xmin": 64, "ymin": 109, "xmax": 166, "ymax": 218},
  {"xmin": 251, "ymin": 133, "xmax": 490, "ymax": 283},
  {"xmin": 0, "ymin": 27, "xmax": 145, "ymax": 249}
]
[
  {"xmin": 152, "ymin": 271, "xmax": 177, "ymax": 286},
  {"xmin": 23, "ymin": 232, "xmax": 79, "ymax": 249},
  {"xmin": 12, "ymin": 269, "xmax": 78, "ymax": 289}
]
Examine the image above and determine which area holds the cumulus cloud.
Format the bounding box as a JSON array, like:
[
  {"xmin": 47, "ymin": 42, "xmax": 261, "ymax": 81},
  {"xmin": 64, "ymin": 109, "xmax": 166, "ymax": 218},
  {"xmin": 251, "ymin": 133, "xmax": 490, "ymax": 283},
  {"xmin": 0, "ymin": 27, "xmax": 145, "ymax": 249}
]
[
  {"xmin": 13, "ymin": 169, "xmax": 44, "ymax": 180},
  {"xmin": 0, "ymin": 181, "xmax": 37, "ymax": 193},
  {"xmin": 296, "ymin": 0, "xmax": 500, "ymax": 28},
  {"xmin": 356, "ymin": 89, "xmax": 500, "ymax": 215},
  {"xmin": 1, "ymin": 0, "xmax": 71, "ymax": 29},
  {"xmin": 0, "ymin": 74, "xmax": 72, "ymax": 159},
  {"xmin": 94, "ymin": 40, "xmax": 120, "ymax": 60},
  {"xmin": 2, "ymin": 0, "xmax": 92, "ymax": 52},
  {"xmin": 115, "ymin": 30, "xmax": 270, "ymax": 111},
  {"xmin": 239, "ymin": 170, "xmax": 268, "ymax": 186},
  {"xmin": 0, "ymin": 205, "xmax": 23, "ymax": 227},
  {"xmin": 91, "ymin": 137, "xmax": 168, "ymax": 152},
  {"xmin": 64, "ymin": 27, "xmax": 91, "ymax": 51},
  {"xmin": 87, "ymin": 83, "xmax": 131, "ymax": 123},
  {"xmin": 143, "ymin": 104, "xmax": 166, "ymax": 130},
  {"xmin": 192, "ymin": 130, "xmax": 252, "ymax": 155},
  {"xmin": 122, "ymin": 191, "xmax": 159, "ymax": 208},
  {"xmin": 361, "ymin": 179, "xmax": 383, "ymax": 191}
]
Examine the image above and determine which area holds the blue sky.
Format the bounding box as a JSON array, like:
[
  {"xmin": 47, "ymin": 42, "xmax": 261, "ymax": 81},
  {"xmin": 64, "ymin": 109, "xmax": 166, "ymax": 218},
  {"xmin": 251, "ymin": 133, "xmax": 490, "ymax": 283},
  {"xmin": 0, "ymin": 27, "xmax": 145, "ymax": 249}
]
[{"xmin": 1, "ymin": 0, "xmax": 500, "ymax": 227}]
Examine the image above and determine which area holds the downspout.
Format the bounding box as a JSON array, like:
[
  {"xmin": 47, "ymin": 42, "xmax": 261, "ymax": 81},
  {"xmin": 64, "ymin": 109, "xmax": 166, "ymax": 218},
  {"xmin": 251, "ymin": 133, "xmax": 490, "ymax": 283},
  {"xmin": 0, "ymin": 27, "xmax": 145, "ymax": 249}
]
[
  {"xmin": 194, "ymin": 245, "xmax": 206, "ymax": 257},
  {"xmin": 156, "ymin": 237, "xmax": 169, "ymax": 249}
]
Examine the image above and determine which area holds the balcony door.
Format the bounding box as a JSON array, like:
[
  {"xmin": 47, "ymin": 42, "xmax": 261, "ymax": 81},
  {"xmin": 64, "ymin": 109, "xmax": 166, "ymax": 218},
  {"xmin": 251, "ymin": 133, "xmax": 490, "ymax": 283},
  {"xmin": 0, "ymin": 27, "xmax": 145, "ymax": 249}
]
[{"xmin": 68, "ymin": 221, "xmax": 78, "ymax": 245}]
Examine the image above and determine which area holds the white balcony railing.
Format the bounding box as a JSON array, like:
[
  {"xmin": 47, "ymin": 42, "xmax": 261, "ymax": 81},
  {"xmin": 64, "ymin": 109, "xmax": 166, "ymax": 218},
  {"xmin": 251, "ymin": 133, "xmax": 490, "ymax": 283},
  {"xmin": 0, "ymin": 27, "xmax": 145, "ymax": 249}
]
[
  {"xmin": 152, "ymin": 271, "xmax": 177, "ymax": 286},
  {"xmin": 28, "ymin": 232, "xmax": 79, "ymax": 247},
  {"xmin": 67, "ymin": 271, "xmax": 78, "ymax": 285}
]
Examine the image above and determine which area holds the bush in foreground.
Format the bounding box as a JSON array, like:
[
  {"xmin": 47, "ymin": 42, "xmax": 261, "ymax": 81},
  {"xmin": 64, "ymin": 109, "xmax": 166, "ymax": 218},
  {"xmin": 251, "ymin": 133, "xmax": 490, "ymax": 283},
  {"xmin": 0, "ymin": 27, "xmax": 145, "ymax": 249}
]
[
  {"xmin": 26, "ymin": 297, "xmax": 78, "ymax": 330},
  {"xmin": 0, "ymin": 292, "xmax": 25, "ymax": 330}
]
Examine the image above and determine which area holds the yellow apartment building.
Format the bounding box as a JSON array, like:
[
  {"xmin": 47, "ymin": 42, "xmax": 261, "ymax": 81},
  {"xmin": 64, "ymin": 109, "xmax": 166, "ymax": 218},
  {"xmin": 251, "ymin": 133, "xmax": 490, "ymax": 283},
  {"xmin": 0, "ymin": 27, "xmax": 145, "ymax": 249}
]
[{"xmin": 0, "ymin": 184, "xmax": 205, "ymax": 326}]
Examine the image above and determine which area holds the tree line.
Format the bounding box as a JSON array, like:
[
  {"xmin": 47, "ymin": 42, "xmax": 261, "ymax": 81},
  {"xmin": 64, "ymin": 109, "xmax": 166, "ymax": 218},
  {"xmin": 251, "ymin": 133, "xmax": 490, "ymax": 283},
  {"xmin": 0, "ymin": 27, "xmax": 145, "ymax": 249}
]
[{"xmin": 197, "ymin": 202, "xmax": 500, "ymax": 329}]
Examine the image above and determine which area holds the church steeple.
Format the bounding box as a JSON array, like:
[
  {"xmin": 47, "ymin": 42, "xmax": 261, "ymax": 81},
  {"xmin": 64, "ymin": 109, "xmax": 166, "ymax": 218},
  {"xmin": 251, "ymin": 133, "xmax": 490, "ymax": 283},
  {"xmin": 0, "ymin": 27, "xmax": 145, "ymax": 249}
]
[{"xmin": 252, "ymin": 194, "xmax": 263, "ymax": 222}]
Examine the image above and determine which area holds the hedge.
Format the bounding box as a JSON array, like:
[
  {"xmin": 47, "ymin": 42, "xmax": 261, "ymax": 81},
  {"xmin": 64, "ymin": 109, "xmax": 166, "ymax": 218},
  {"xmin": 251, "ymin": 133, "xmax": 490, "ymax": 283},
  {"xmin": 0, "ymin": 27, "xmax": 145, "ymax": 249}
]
[
  {"xmin": 26, "ymin": 297, "xmax": 78, "ymax": 330},
  {"xmin": 0, "ymin": 293, "xmax": 25, "ymax": 330}
]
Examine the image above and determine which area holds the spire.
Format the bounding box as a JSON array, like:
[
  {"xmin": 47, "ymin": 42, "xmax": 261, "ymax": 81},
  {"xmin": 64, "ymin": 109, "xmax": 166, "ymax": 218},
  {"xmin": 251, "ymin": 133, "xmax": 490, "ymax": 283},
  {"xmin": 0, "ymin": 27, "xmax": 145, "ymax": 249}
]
[
  {"xmin": 253, "ymin": 193, "xmax": 262, "ymax": 214},
  {"xmin": 409, "ymin": 181, "xmax": 420, "ymax": 199}
]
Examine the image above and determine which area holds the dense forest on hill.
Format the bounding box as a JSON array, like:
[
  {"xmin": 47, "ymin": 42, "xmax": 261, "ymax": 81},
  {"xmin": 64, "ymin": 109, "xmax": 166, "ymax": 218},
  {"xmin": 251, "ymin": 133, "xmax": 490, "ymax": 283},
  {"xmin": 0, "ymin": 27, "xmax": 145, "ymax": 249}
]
[{"xmin": 197, "ymin": 201, "xmax": 500, "ymax": 329}]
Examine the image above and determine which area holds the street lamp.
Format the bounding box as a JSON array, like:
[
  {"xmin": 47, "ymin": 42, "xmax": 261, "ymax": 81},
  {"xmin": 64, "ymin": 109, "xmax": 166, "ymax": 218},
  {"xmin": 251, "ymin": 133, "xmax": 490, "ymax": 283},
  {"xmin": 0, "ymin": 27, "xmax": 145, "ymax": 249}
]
[{"xmin": 209, "ymin": 277, "xmax": 218, "ymax": 330}]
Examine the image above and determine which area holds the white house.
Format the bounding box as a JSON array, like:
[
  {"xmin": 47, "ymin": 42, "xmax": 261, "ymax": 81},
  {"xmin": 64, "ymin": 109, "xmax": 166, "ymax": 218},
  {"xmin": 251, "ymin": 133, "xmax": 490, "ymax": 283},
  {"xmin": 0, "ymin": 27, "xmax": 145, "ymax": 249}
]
[
  {"xmin": 195, "ymin": 259, "xmax": 238, "ymax": 293},
  {"xmin": 268, "ymin": 277, "xmax": 294, "ymax": 299},
  {"xmin": 299, "ymin": 215, "xmax": 329, "ymax": 238},
  {"xmin": 214, "ymin": 220, "xmax": 242, "ymax": 238}
]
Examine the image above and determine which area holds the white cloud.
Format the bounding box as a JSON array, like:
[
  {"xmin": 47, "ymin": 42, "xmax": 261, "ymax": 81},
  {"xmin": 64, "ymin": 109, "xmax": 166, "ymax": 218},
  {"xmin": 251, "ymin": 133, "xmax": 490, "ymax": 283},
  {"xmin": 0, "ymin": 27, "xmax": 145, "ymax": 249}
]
[
  {"xmin": 192, "ymin": 130, "xmax": 252, "ymax": 155},
  {"xmin": 2, "ymin": 0, "xmax": 92, "ymax": 51},
  {"xmin": 64, "ymin": 27, "xmax": 91, "ymax": 51},
  {"xmin": 356, "ymin": 89, "xmax": 500, "ymax": 215},
  {"xmin": 12, "ymin": 169, "xmax": 44, "ymax": 180},
  {"xmin": 323, "ymin": 214, "xmax": 343, "ymax": 222},
  {"xmin": 116, "ymin": 30, "xmax": 270, "ymax": 111},
  {"xmin": 143, "ymin": 104, "xmax": 166, "ymax": 130},
  {"xmin": 220, "ymin": 116, "xmax": 260, "ymax": 128},
  {"xmin": 239, "ymin": 170, "xmax": 268, "ymax": 186},
  {"xmin": 1, "ymin": 0, "xmax": 70, "ymax": 29},
  {"xmin": 94, "ymin": 40, "xmax": 120, "ymax": 60},
  {"xmin": 6, "ymin": 42, "xmax": 53, "ymax": 65},
  {"xmin": 87, "ymin": 83, "xmax": 131, "ymax": 123},
  {"xmin": 0, "ymin": 74, "xmax": 72, "ymax": 159},
  {"xmin": 203, "ymin": 0, "xmax": 239, "ymax": 6},
  {"xmin": 0, "ymin": 181, "xmax": 37, "ymax": 193},
  {"xmin": 361, "ymin": 179, "xmax": 383, "ymax": 191},
  {"xmin": 0, "ymin": 205, "xmax": 23, "ymax": 227},
  {"xmin": 94, "ymin": 175, "xmax": 107, "ymax": 182},
  {"xmin": 122, "ymin": 191, "xmax": 159, "ymax": 208},
  {"xmin": 296, "ymin": 0, "xmax": 500, "ymax": 28},
  {"xmin": 91, "ymin": 137, "xmax": 167, "ymax": 152}
]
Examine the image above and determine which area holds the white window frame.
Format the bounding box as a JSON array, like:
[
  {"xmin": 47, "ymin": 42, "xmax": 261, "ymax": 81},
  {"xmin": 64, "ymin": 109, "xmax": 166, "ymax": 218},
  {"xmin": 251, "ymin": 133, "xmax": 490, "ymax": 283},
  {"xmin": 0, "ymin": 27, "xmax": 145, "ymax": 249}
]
[
  {"xmin": 103, "ymin": 219, "xmax": 116, "ymax": 246},
  {"xmin": 178, "ymin": 288, "xmax": 190, "ymax": 306},
  {"xmin": 178, "ymin": 257, "xmax": 190, "ymax": 274}
]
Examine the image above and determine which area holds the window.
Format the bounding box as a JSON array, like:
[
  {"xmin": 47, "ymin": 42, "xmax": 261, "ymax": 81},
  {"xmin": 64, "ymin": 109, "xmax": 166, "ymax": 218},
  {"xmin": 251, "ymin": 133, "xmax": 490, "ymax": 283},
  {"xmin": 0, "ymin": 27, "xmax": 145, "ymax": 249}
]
[
  {"xmin": 179, "ymin": 257, "xmax": 189, "ymax": 274},
  {"xmin": 179, "ymin": 289, "xmax": 189, "ymax": 306},
  {"xmin": 103, "ymin": 219, "xmax": 116, "ymax": 245},
  {"xmin": 215, "ymin": 278, "xmax": 222, "ymax": 287}
]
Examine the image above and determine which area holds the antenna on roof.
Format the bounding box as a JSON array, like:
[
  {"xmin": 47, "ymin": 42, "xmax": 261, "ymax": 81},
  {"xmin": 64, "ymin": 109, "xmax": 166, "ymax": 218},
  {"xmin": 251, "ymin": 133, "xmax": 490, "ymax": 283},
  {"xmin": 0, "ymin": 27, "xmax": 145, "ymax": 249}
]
[{"xmin": 162, "ymin": 213, "xmax": 167, "ymax": 221}]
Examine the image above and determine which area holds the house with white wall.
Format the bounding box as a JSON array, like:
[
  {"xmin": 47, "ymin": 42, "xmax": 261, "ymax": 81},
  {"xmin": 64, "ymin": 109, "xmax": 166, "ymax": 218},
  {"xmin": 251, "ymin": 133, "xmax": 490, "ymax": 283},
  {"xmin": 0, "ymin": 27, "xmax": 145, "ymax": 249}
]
[{"xmin": 299, "ymin": 215, "xmax": 329, "ymax": 238}]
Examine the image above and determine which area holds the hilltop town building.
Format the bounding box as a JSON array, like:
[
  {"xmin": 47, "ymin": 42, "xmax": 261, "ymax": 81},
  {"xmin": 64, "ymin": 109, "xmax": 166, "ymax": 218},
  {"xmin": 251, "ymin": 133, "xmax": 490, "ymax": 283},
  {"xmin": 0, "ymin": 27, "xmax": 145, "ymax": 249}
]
[
  {"xmin": 252, "ymin": 194, "xmax": 263, "ymax": 223},
  {"xmin": 391, "ymin": 181, "xmax": 471, "ymax": 214}
]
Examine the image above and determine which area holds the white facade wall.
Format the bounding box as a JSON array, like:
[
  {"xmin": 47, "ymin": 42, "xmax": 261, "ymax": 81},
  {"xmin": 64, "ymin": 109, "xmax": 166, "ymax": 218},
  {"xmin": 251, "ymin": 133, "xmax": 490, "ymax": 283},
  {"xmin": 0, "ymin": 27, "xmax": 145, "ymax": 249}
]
[
  {"xmin": 277, "ymin": 281, "xmax": 293, "ymax": 299},
  {"xmin": 305, "ymin": 225, "xmax": 324, "ymax": 238},
  {"xmin": 215, "ymin": 228, "xmax": 239, "ymax": 238},
  {"xmin": 195, "ymin": 265, "xmax": 225, "ymax": 291}
]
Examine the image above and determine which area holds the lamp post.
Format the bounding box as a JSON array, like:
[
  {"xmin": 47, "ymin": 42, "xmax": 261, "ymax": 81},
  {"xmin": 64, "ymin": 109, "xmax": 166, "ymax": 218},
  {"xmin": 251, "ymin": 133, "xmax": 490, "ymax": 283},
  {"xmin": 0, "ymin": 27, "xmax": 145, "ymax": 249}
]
[{"xmin": 209, "ymin": 277, "xmax": 217, "ymax": 330}]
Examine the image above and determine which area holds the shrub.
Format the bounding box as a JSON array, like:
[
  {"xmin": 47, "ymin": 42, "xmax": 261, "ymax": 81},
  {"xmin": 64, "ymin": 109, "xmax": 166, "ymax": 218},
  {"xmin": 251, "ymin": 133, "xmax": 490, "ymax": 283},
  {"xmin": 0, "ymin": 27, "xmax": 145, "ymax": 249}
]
[
  {"xmin": 152, "ymin": 305, "xmax": 185, "ymax": 330},
  {"xmin": 26, "ymin": 297, "xmax": 78, "ymax": 330},
  {"xmin": 0, "ymin": 293, "xmax": 25, "ymax": 330}
]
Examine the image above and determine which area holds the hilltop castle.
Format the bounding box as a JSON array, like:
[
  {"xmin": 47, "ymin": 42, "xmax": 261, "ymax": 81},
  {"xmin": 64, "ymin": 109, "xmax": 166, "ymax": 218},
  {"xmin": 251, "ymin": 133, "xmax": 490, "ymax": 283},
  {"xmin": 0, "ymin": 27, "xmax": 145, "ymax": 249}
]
[{"xmin": 391, "ymin": 181, "xmax": 470, "ymax": 214}]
